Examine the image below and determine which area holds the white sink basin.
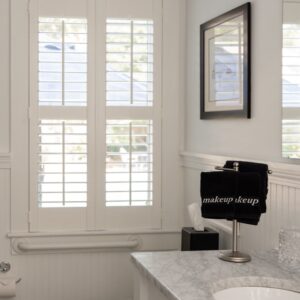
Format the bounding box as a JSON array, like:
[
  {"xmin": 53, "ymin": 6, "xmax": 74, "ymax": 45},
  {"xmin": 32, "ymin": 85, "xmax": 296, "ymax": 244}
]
[{"xmin": 213, "ymin": 287, "xmax": 300, "ymax": 300}]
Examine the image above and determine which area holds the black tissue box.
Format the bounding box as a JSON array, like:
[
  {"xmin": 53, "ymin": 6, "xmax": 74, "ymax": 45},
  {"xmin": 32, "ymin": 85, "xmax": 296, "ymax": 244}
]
[{"xmin": 181, "ymin": 227, "xmax": 219, "ymax": 251}]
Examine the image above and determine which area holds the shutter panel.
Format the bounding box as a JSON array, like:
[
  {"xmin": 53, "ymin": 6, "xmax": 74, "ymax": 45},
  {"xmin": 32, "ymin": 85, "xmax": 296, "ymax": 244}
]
[
  {"xmin": 35, "ymin": 17, "xmax": 88, "ymax": 209},
  {"xmin": 105, "ymin": 18, "xmax": 155, "ymax": 208}
]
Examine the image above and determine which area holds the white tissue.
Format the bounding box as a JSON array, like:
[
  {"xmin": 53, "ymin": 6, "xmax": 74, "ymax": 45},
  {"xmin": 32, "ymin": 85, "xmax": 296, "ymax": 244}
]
[
  {"xmin": 188, "ymin": 202, "xmax": 204, "ymax": 231},
  {"xmin": 0, "ymin": 279, "xmax": 16, "ymax": 298}
]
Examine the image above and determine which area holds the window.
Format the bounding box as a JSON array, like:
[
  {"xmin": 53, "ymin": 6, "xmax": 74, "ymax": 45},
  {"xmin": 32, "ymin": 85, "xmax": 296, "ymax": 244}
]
[
  {"xmin": 282, "ymin": 23, "xmax": 300, "ymax": 158},
  {"xmin": 28, "ymin": 0, "xmax": 162, "ymax": 231}
]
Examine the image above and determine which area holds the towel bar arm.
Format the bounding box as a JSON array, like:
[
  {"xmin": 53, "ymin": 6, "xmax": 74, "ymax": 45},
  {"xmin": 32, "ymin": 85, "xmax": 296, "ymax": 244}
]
[
  {"xmin": 215, "ymin": 166, "xmax": 236, "ymax": 172},
  {"xmin": 215, "ymin": 166, "xmax": 273, "ymax": 174}
]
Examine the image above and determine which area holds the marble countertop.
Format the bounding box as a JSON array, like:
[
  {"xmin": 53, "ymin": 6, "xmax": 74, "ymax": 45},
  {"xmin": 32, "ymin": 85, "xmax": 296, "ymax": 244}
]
[{"xmin": 131, "ymin": 250, "xmax": 300, "ymax": 300}]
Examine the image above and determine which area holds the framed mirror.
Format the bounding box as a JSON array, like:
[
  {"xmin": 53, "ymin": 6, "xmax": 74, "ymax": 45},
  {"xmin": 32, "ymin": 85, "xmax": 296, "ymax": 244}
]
[
  {"xmin": 200, "ymin": 3, "xmax": 251, "ymax": 119},
  {"xmin": 282, "ymin": 0, "xmax": 300, "ymax": 158}
]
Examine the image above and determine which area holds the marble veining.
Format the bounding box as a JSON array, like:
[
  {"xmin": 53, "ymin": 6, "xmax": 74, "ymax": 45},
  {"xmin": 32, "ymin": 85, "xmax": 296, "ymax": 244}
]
[
  {"xmin": 131, "ymin": 250, "xmax": 300, "ymax": 300},
  {"xmin": 279, "ymin": 229, "xmax": 300, "ymax": 272}
]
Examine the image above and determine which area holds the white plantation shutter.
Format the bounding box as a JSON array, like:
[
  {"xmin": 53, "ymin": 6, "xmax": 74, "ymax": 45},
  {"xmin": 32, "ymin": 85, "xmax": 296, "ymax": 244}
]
[
  {"xmin": 29, "ymin": 0, "xmax": 162, "ymax": 231},
  {"xmin": 282, "ymin": 4, "xmax": 300, "ymax": 158},
  {"xmin": 30, "ymin": 12, "xmax": 90, "ymax": 230},
  {"xmin": 105, "ymin": 18, "xmax": 159, "ymax": 212},
  {"xmin": 102, "ymin": 12, "xmax": 162, "ymax": 229},
  {"xmin": 35, "ymin": 18, "xmax": 88, "ymax": 209}
]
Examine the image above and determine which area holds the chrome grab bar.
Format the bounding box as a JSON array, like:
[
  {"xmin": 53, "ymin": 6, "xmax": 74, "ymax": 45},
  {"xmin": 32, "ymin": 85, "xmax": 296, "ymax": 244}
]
[{"xmin": 16, "ymin": 239, "xmax": 139, "ymax": 252}]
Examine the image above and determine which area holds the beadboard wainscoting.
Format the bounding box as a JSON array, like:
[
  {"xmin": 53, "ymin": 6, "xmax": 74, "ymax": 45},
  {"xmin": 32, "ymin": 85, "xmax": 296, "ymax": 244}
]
[
  {"xmin": 181, "ymin": 152, "xmax": 300, "ymax": 252},
  {"xmin": 0, "ymin": 155, "xmax": 180, "ymax": 300}
]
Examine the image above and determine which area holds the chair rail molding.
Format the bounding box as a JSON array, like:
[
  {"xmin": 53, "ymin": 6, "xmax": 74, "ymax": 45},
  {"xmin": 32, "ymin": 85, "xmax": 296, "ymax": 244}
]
[
  {"xmin": 181, "ymin": 151, "xmax": 300, "ymax": 186},
  {"xmin": 0, "ymin": 153, "xmax": 11, "ymax": 169}
]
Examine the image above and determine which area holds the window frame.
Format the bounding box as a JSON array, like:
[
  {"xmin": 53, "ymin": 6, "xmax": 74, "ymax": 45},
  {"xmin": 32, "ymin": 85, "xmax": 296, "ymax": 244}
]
[
  {"xmin": 27, "ymin": 0, "xmax": 162, "ymax": 231},
  {"xmin": 282, "ymin": 2, "xmax": 300, "ymax": 159}
]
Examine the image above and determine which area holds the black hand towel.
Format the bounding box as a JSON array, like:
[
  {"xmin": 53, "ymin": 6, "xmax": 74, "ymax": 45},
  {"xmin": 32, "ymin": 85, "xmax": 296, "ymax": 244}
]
[
  {"xmin": 200, "ymin": 171, "xmax": 262, "ymax": 224},
  {"xmin": 230, "ymin": 171, "xmax": 262, "ymax": 225},
  {"xmin": 200, "ymin": 171, "xmax": 236, "ymax": 220},
  {"xmin": 224, "ymin": 161, "xmax": 269, "ymax": 213}
]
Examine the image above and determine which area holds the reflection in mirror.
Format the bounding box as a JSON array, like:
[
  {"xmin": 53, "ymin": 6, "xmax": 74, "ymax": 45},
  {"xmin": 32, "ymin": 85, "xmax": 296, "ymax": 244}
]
[
  {"xmin": 282, "ymin": 1, "xmax": 300, "ymax": 158},
  {"xmin": 200, "ymin": 3, "xmax": 250, "ymax": 119},
  {"xmin": 207, "ymin": 16, "xmax": 244, "ymax": 108}
]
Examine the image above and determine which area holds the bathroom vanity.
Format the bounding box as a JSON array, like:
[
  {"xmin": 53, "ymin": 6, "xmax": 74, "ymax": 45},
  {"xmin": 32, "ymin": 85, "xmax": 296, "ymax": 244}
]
[{"xmin": 131, "ymin": 250, "xmax": 300, "ymax": 300}]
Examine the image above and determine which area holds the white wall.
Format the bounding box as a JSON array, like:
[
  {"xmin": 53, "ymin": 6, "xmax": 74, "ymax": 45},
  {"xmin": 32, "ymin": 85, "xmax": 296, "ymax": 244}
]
[
  {"xmin": 0, "ymin": 0, "xmax": 10, "ymax": 153},
  {"xmin": 185, "ymin": 0, "xmax": 283, "ymax": 163}
]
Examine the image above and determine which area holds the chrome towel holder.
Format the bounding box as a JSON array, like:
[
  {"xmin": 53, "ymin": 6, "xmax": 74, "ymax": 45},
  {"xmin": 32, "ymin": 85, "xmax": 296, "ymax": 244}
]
[
  {"xmin": 215, "ymin": 165, "xmax": 273, "ymax": 174},
  {"xmin": 214, "ymin": 162, "xmax": 252, "ymax": 263},
  {"xmin": 214, "ymin": 162, "xmax": 272, "ymax": 262},
  {"xmin": 214, "ymin": 162, "xmax": 272, "ymax": 263}
]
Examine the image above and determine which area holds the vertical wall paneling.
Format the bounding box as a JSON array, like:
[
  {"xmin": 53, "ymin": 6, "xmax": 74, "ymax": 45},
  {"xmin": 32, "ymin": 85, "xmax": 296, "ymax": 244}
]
[
  {"xmin": 0, "ymin": 162, "xmax": 140, "ymax": 300},
  {"xmin": 240, "ymin": 181, "xmax": 300, "ymax": 251}
]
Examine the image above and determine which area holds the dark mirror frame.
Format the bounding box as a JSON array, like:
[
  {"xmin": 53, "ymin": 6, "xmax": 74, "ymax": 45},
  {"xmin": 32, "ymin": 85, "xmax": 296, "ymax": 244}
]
[{"xmin": 200, "ymin": 3, "xmax": 251, "ymax": 119}]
